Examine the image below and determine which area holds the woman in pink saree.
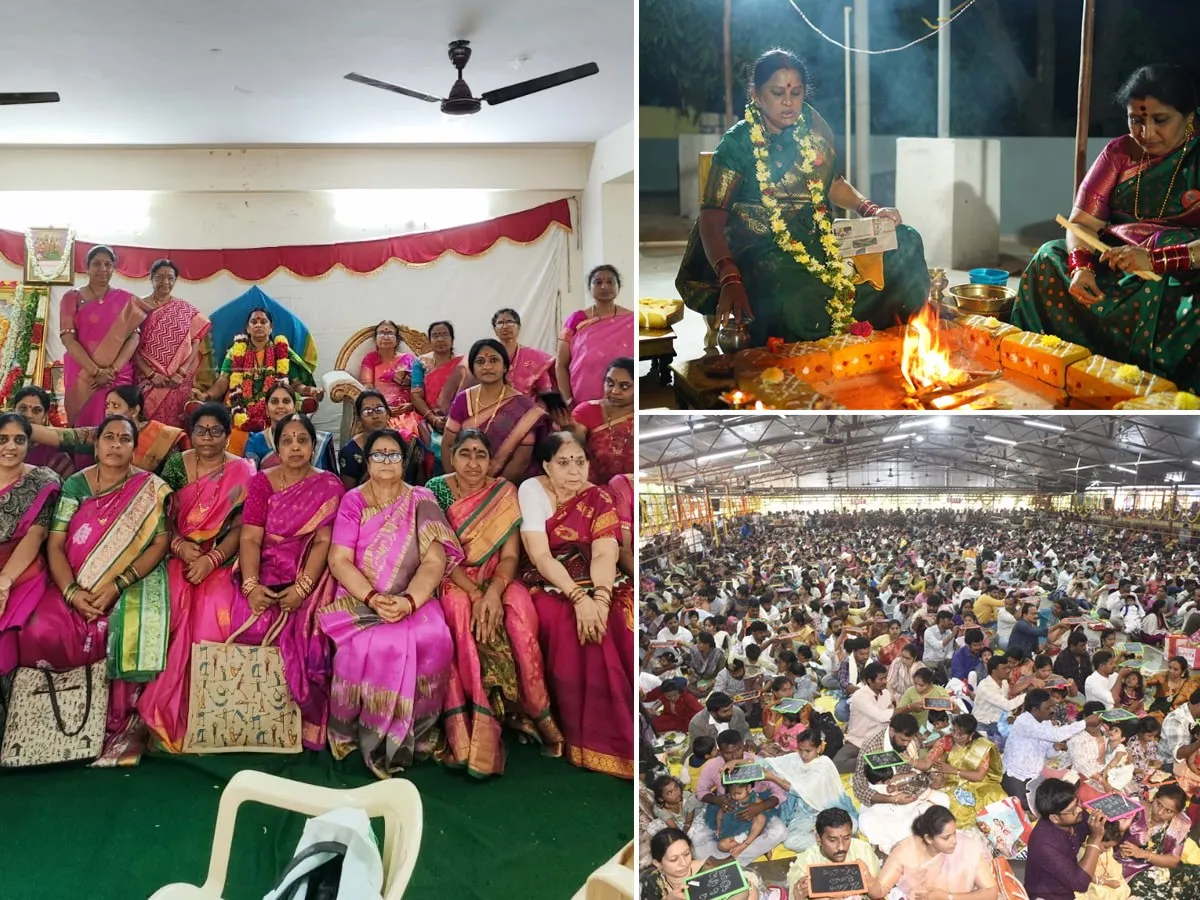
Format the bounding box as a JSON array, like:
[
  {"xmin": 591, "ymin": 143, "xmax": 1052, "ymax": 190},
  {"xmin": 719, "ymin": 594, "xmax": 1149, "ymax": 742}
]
[
  {"xmin": 412, "ymin": 320, "xmax": 466, "ymax": 479},
  {"xmin": 358, "ymin": 320, "xmax": 423, "ymax": 443},
  {"xmin": 222, "ymin": 413, "xmax": 343, "ymax": 750},
  {"xmin": 138, "ymin": 403, "xmax": 257, "ymax": 751},
  {"xmin": 556, "ymin": 265, "xmax": 635, "ymax": 409},
  {"xmin": 572, "ymin": 358, "xmax": 634, "ymax": 484},
  {"xmin": 60, "ymin": 246, "xmax": 146, "ymax": 427},
  {"xmin": 428, "ymin": 429, "xmax": 563, "ymax": 777},
  {"xmin": 13, "ymin": 386, "xmax": 73, "ymax": 479},
  {"xmin": 609, "ymin": 471, "xmax": 634, "ymax": 577},
  {"xmin": 442, "ymin": 339, "xmax": 550, "ymax": 484},
  {"xmin": 0, "ymin": 413, "xmax": 61, "ymax": 674},
  {"xmin": 323, "ymin": 428, "xmax": 461, "ymax": 777},
  {"xmin": 136, "ymin": 259, "xmax": 211, "ymax": 428},
  {"xmin": 871, "ymin": 806, "xmax": 998, "ymax": 900},
  {"xmin": 518, "ymin": 432, "xmax": 634, "ymax": 779},
  {"xmin": 17, "ymin": 414, "xmax": 171, "ymax": 763},
  {"xmin": 492, "ymin": 308, "xmax": 556, "ymax": 397}
]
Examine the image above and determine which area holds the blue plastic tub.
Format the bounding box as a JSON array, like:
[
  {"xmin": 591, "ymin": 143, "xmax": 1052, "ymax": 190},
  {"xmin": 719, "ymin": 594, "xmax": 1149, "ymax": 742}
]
[{"xmin": 968, "ymin": 268, "xmax": 1010, "ymax": 285}]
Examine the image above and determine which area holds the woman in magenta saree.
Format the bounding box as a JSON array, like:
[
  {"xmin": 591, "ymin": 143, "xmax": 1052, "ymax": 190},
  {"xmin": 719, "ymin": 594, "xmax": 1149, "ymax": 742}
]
[
  {"xmin": 1013, "ymin": 65, "xmax": 1200, "ymax": 391},
  {"xmin": 17, "ymin": 415, "xmax": 171, "ymax": 762},
  {"xmin": 322, "ymin": 428, "xmax": 462, "ymax": 778},
  {"xmin": 412, "ymin": 320, "xmax": 465, "ymax": 480},
  {"xmin": 136, "ymin": 260, "xmax": 211, "ymax": 428},
  {"xmin": 609, "ymin": 472, "xmax": 634, "ymax": 578},
  {"xmin": 429, "ymin": 429, "xmax": 563, "ymax": 777},
  {"xmin": 442, "ymin": 339, "xmax": 549, "ymax": 484},
  {"xmin": 0, "ymin": 415, "xmax": 61, "ymax": 674},
  {"xmin": 60, "ymin": 246, "xmax": 146, "ymax": 427},
  {"xmin": 224, "ymin": 414, "xmax": 343, "ymax": 750},
  {"xmin": 556, "ymin": 266, "xmax": 634, "ymax": 409},
  {"xmin": 139, "ymin": 403, "xmax": 257, "ymax": 751},
  {"xmin": 518, "ymin": 432, "xmax": 634, "ymax": 779},
  {"xmin": 572, "ymin": 358, "xmax": 634, "ymax": 484},
  {"xmin": 358, "ymin": 320, "xmax": 424, "ymax": 443},
  {"xmin": 491, "ymin": 308, "xmax": 556, "ymax": 397}
]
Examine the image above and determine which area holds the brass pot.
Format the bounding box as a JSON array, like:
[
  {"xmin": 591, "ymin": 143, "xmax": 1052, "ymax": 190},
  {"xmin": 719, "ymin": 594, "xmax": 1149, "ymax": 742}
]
[
  {"xmin": 949, "ymin": 283, "xmax": 1016, "ymax": 315},
  {"xmin": 716, "ymin": 321, "xmax": 751, "ymax": 355}
]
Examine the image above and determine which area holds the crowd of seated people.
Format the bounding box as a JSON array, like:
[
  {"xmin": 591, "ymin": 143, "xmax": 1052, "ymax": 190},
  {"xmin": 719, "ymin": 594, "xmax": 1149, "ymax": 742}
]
[
  {"xmin": 0, "ymin": 251, "xmax": 635, "ymax": 781},
  {"xmin": 639, "ymin": 507, "xmax": 1200, "ymax": 898}
]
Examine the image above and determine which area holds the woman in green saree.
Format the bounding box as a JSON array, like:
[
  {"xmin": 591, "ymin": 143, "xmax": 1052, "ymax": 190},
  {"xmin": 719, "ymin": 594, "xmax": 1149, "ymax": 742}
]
[
  {"xmin": 677, "ymin": 49, "xmax": 930, "ymax": 346},
  {"xmin": 1013, "ymin": 64, "xmax": 1200, "ymax": 391}
]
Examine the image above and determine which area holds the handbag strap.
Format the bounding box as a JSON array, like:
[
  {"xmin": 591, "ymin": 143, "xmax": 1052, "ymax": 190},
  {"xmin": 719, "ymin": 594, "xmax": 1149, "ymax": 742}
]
[
  {"xmin": 268, "ymin": 840, "xmax": 349, "ymax": 898},
  {"xmin": 223, "ymin": 610, "xmax": 290, "ymax": 648},
  {"xmin": 41, "ymin": 663, "xmax": 94, "ymax": 738}
]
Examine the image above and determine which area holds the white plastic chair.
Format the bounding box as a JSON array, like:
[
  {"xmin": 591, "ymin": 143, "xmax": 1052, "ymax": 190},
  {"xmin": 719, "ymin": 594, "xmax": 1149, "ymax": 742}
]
[
  {"xmin": 570, "ymin": 841, "xmax": 634, "ymax": 900},
  {"xmin": 148, "ymin": 770, "xmax": 422, "ymax": 900}
]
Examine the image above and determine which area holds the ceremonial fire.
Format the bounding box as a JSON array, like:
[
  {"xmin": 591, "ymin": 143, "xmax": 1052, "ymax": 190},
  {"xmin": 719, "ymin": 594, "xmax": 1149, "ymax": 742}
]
[{"xmin": 900, "ymin": 303, "xmax": 971, "ymax": 393}]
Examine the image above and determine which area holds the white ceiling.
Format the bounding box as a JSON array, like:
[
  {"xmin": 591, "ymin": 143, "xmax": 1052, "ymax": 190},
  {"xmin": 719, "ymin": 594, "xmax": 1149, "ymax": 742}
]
[{"xmin": 0, "ymin": 0, "xmax": 632, "ymax": 145}]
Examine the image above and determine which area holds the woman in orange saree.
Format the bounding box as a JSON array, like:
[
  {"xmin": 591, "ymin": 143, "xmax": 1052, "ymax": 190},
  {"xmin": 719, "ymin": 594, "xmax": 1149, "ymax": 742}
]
[
  {"xmin": 412, "ymin": 320, "xmax": 465, "ymax": 480},
  {"xmin": 518, "ymin": 432, "xmax": 634, "ymax": 778},
  {"xmin": 429, "ymin": 429, "xmax": 563, "ymax": 777},
  {"xmin": 572, "ymin": 357, "xmax": 634, "ymax": 484},
  {"xmin": 138, "ymin": 403, "xmax": 257, "ymax": 751},
  {"xmin": 135, "ymin": 259, "xmax": 211, "ymax": 428},
  {"xmin": 556, "ymin": 266, "xmax": 635, "ymax": 409},
  {"xmin": 59, "ymin": 246, "xmax": 146, "ymax": 428},
  {"xmin": 442, "ymin": 339, "xmax": 550, "ymax": 484}
]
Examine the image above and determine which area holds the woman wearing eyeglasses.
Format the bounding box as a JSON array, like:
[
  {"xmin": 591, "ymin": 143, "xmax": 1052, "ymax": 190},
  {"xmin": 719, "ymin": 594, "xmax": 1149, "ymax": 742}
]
[
  {"xmin": 358, "ymin": 319, "xmax": 424, "ymax": 444},
  {"xmin": 338, "ymin": 390, "xmax": 402, "ymax": 490},
  {"xmin": 322, "ymin": 428, "xmax": 462, "ymax": 777},
  {"xmin": 225, "ymin": 413, "xmax": 344, "ymax": 750},
  {"xmin": 489, "ymin": 308, "xmax": 556, "ymax": 397},
  {"xmin": 139, "ymin": 403, "xmax": 258, "ymax": 751},
  {"xmin": 428, "ymin": 429, "xmax": 563, "ymax": 777}
]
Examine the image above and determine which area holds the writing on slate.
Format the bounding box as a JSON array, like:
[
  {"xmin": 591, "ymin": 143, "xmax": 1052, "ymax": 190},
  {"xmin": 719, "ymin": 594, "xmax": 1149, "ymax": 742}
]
[
  {"xmin": 686, "ymin": 861, "xmax": 746, "ymax": 900},
  {"xmin": 809, "ymin": 863, "xmax": 866, "ymax": 897}
]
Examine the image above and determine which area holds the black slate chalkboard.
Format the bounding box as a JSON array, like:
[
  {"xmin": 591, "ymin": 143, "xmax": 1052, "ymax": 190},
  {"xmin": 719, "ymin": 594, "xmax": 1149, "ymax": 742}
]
[
  {"xmin": 722, "ymin": 762, "xmax": 765, "ymax": 784},
  {"xmin": 863, "ymin": 750, "xmax": 905, "ymax": 770},
  {"xmin": 685, "ymin": 860, "xmax": 748, "ymax": 900},
  {"xmin": 808, "ymin": 862, "xmax": 868, "ymax": 898},
  {"xmin": 1083, "ymin": 792, "xmax": 1143, "ymax": 821}
]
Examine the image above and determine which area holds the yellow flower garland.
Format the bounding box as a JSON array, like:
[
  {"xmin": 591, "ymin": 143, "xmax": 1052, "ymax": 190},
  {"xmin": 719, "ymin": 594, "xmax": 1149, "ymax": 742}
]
[{"xmin": 745, "ymin": 102, "xmax": 857, "ymax": 335}]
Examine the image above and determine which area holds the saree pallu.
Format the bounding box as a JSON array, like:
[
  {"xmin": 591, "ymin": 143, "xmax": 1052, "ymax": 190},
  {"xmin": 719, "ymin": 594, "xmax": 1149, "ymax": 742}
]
[
  {"xmin": 1118, "ymin": 811, "xmax": 1192, "ymax": 882},
  {"xmin": 218, "ymin": 471, "xmax": 343, "ymax": 750},
  {"xmin": 0, "ymin": 467, "xmax": 61, "ymax": 673},
  {"xmin": 508, "ymin": 345, "xmax": 556, "ymax": 397},
  {"xmin": 943, "ymin": 738, "xmax": 1007, "ymax": 829},
  {"xmin": 17, "ymin": 470, "xmax": 171, "ymax": 739},
  {"xmin": 560, "ymin": 310, "xmax": 635, "ymax": 408},
  {"xmin": 676, "ymin": 111, "xmax": 930, "ymax": 346},
  {"xmin": 573, "ymin": 401, "xmax": 633, "ymax": 484},
  {"xmin": 430, "ymin": 477, "xmax": 562, "ymax": 777},
  {"xmin": 139, "ymin": 457, "xmax": 257, "ymax": 751},
  {"xmin": 447, "ymin": 386, "xmax": 549, "ymax": 482},
  {"xmin": 139, "ymin": 298, "xmax": 211, "ymax": 427},
  {"xmin": 522, "ymin": 485, "xmax": 634, "ymax": 778},
  {"xmin": 609, "ymin": 473, "xmax": 633, "ymax": 550},
  {"xmin": 319, "ymin": 485, "xmax": 463, "ymax": 778},
  {"xmin": 61, "ymin": 289, "xmax": 146, "ymax": 427},
  {"xmin": 1013, "ymin": 130, "xmax": 1200, "ymax": 390},
  {"xmin": 359, "ymin": 350, "xmax": 423, "ymax": 441}
]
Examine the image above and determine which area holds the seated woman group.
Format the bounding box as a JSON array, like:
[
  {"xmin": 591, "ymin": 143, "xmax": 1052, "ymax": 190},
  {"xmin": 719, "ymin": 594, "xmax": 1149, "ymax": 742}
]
[{"xmin": 3, "ymin": 403, "xmax": 634, "ymax": 779}]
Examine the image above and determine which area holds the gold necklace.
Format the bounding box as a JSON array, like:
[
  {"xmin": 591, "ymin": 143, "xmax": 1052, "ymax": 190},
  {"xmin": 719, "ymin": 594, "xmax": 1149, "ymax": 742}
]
[{"xmin": 1134, "ymin": 126, "xmax": 1192, "ymax": 219}]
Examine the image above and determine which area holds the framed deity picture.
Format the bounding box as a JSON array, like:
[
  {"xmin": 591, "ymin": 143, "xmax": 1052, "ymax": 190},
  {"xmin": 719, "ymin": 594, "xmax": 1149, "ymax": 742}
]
[{"xmin": 23, "ymin": 228, "xmax": 75, "ymax": 285}]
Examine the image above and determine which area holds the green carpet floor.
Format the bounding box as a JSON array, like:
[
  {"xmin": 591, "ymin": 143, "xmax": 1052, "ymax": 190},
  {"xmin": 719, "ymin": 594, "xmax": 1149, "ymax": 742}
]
[{"xmin": 0, "ymin": 741, "xmax": 631, "ymax": 899}]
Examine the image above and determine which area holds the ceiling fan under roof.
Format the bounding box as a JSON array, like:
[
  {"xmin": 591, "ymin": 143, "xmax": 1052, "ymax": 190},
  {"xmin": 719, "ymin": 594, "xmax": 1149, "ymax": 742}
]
[
  {"xmin": 0, "ymin": 92, "xmax": 59, "ymax": 106},
  {"xmin": 345, "ymin": 40, "xmax": 599, "ymax": 116}
]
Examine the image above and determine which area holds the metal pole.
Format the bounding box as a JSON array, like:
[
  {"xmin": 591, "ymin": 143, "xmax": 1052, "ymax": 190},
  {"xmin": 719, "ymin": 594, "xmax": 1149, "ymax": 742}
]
[
  {"xmin": 1074, "ymin": 0, "xmax": 1097, "ymax": 189},
  {"xmin": 853, "ymin": 0, "xmax": 871, "ymax": 198},
  {"xmin": 724, "ymin": 0, "xmax": 734, "ymax": 129},
  {"xmin": 844, "ymin": 5, "xmax": 853, "ymax": 190},
  {"xmin": 936, "ymin": 0, "xmax": 950, "ymax": 138}
]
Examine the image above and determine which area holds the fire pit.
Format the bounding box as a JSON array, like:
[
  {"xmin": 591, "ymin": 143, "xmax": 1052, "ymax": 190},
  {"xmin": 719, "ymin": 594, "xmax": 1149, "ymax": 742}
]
[{"xmin": 729, "ymin": 303, "xmax": 1181, "ymax": 411}]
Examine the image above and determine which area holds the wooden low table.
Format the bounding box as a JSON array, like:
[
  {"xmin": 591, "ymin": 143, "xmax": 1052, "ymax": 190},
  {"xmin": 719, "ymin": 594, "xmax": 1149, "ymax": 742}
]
[
  {"xmin": 671, "ymin": 356, "xmax": 734, "ymax": 409},
  {"xmin": 639, "ymin": 328, "xmax": 676, "ymax": 385}
]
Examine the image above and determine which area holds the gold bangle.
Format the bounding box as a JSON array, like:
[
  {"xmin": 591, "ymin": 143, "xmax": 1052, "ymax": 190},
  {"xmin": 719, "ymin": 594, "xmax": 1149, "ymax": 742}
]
[{"xmin": 242, "ymin": 576, "xmax": 261, "ymax": 593}]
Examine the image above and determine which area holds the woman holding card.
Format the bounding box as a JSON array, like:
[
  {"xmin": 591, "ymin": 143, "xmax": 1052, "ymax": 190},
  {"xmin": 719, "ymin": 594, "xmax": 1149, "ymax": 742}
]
[
  {"xmin": 639, "ymin": 827, "xmax": 760, "ymax": 900},
  {"xmin": 676, "ymin": 48, "xmax": 930, "ymax": 346},
  {"xmin": 1114, "ymin": 784, "xmax": 1200, "ymax": 899}
]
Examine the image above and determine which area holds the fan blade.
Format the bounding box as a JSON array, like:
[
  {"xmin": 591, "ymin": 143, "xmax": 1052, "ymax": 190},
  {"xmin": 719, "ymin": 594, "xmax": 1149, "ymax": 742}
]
[
  {"xmin": 0, "ymin": 92, "xmax": 59, "ymax": 106},
  {"xmin": 481, "ymin": 62, "xmax": 598, "ymax": 106},
  {"xmin": 344, "ymin": 73, "xmax": 441, "ymax": 104}
]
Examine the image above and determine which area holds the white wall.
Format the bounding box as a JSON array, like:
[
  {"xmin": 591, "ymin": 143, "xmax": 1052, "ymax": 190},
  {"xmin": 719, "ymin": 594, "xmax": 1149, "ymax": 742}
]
[{"xmin": 582, "ymin": 120, "xmax": 635, "ymax": 302}]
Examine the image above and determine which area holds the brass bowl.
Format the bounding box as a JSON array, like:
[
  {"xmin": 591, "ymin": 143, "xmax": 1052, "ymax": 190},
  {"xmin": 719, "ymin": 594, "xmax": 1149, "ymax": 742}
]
[{"xmin": 949, "ymin": 283, "xmax": 1016, "ymax": 315}]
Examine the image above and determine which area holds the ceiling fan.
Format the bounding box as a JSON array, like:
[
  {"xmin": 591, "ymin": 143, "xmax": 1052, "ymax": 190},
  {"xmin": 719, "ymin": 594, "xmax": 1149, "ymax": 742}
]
[
  {"xmin": 0, "ymin": 92, "xmax": 59, "ymax": 106},
  {"xmin": 344, "ymin": 40, "xmax": 598, "ymax": 116}
]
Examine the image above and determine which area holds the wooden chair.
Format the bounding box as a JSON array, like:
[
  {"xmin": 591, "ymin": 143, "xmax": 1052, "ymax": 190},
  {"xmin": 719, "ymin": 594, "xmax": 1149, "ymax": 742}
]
[{"xmin": 323, "ymin": 325, "xmax": 430, "ymax": 447}]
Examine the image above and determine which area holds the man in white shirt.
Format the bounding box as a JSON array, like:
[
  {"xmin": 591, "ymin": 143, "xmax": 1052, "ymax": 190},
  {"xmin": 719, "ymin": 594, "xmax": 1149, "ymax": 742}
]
[
  {"xmin": 832, "ymin": 662, "xmax": 894, "ymax": 774},
  {"xmin": 922, "ymin": 610, "xmax": 956, "ymax": 680},
  {"xmin": 1002, "ymin": 689, "xmax": 1098, "ymax": 811},
  {"xmin": 1083, "ymin": 650, "xmax": 1124, "ymax": 709},
  {"xmin": 1159, "ymin": 689, "xmax": 1200, "ymax": 766},
  {"xmin": 973, "ymin": 655, "xmax": 1026, "ymax": 743},
  {"xmin": 995, "ymin": 594, "xmax": 1019, "ymax": 651}
]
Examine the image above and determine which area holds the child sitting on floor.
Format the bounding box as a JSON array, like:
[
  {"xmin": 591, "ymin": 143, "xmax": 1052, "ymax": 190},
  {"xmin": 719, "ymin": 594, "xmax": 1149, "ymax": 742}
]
[
  {"xmin": 714, "ymin": 781, "xmax": 768, "ymax": 859},
  {"xmin": 683, "ymin": 736, "xmax": 718, "ymax": 788},
  {"xmin": 651, "ymin": 774, "xmax": 703, "ymax": 833}
]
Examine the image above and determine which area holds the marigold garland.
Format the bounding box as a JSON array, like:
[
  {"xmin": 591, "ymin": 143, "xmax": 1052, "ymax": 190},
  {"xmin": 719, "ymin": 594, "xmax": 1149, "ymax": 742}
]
[
  {"xmin": 228, "ymin": 333, "xmax": 292, "ymax": 432},
  {"xmin": 745, "ymin": 101, "xmax": 857, "ymax": 335}
]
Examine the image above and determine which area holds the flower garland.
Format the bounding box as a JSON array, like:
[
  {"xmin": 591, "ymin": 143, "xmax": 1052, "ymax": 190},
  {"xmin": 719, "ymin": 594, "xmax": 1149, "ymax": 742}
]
[
  {"xmin": 745, "ymin": 101, "xmax": 857, "ymax": 335},
  {"xmin": 228, "ymin": 334, "xmax": 291, "ymax": 432}
]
